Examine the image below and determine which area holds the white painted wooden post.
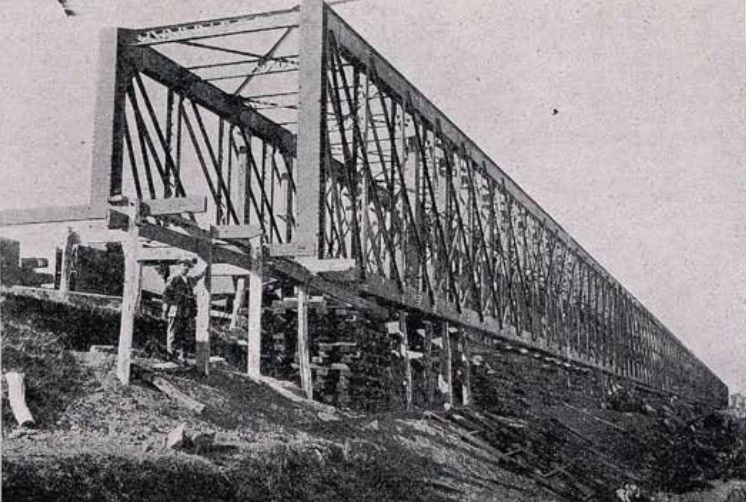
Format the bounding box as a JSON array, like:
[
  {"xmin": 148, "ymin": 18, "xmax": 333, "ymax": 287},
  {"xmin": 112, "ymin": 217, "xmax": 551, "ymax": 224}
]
[
  {"xmin": 246, "ymin": 242, "xmax": 263, "ymax": 377},
  {"xmin": 297, "ymin": 283, "xmax": 313, "ymax": 399},
  {"xmin": 230, "ymin": 277, "xmax": 246, "ymax": 331},
  {"xmin": 117, "ymin": 202, "xmax": 142, "ymax": 385},
  {"xmin": 194, "ymin": 232, "xmax": 213, "ymax": 376}
]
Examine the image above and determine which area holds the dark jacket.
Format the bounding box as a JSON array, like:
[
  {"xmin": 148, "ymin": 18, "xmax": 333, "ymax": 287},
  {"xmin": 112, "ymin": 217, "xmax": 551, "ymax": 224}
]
[{"xmin": 163, "ymin": 275, "xmax": 197, "ymax": 319}]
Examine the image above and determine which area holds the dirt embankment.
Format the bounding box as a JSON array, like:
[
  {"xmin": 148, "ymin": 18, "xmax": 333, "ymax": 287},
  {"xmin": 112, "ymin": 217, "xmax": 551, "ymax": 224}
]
[{"xmin": 2, "ymin": 294, "xmax": 745, "ymax": 501}]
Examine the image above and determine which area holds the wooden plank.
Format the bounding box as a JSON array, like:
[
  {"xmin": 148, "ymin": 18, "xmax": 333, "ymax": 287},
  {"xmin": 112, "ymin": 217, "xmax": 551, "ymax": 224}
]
[
  {"xmin": 268, "ymin": 242, "xmax": 316, "ymax": 257},
  {"xmin": 136, "ymin": 220, "xmax": 258, "ymax": 272},
  {"xmin": 0, "ymin": 204, "xmax": 96, "ymax": 227},
  {"xmin": 5, "ymin": 372, "xmax": 34, "ymax": 426},
  {"xmin": 297, "ymin": 284, "xmax": 313, "ymax": 399},
  {"xmin": 137, "ymin": 246, "xmax": 190, "ymax": 263},
  {"xmin": 214, "ymin": 224, "xmax": 263, "ymax": 240},
  {"xmin": 117, "ymin": 204, "xmax": 142, "ymax": 385},
  {"xmin": 152, "ymin": 376, "xmax": 206, "ymax": 414},
  {"xmin": 294, "ymin": 257, "xmax": 356, "ymax": 273},
  {"xmin": 143, "ymin": 196, "xmax": 208, "ymax": 216},
  {"xmin": 247, "ymin": 268, "xmax": 263, "ymax": 376}
]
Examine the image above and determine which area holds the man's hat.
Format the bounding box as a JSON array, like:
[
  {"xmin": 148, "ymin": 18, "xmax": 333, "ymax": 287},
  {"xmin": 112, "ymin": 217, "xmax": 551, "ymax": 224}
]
[{"xmin": 177, "ymin": 256, "xmax": 195, "ymax": 267}]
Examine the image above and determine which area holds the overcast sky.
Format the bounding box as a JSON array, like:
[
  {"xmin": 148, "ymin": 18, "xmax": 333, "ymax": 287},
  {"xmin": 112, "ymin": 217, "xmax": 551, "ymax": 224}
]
[{"xmin": 1, "ymin": 0, "xmax": 744, "ymax": 392}]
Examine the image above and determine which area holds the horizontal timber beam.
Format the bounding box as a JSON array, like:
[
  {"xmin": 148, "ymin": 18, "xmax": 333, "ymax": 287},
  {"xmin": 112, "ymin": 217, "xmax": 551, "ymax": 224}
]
[{"xmin": 0, "ymin": 205, "xmax": 102, "ymax": 227}]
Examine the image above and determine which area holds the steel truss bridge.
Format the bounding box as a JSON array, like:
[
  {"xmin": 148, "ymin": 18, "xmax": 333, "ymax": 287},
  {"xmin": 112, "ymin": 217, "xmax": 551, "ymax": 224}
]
[{"xmin": 0, "ymin": 0, "xmax": 726, "ymax": 407}]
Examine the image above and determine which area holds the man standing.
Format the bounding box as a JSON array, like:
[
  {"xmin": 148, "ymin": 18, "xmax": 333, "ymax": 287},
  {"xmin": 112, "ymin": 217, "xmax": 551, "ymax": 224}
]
[{"xmin": 162, "ymin": 257, "xmax": 199, "ymax": 360}]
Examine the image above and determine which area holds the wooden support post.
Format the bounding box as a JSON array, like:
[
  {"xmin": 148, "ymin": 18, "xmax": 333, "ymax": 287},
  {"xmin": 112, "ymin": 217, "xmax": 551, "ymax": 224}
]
[
  {"xmin": 246, "ymin": 242, "xmax": 263, "ymax": 376},
  {"xmin": 442, "ymin": 321, "xmax": 454, "ymax": 407},
  {"xmin": 230, "ymin": 277, "xmax": 246, "ymax": 330},
  {"xmin": 297, "ymin": 283, "xmax": 313, "ymax": 399},
  {"xmin": 400, "ymin": 310, "xmax": 413, "ymax": 412},
  {"xmin": 117, "ymin": 203, "xmax": 142, "ymax": 385},
  {"xmin": 58, "ymin": 228, "xmax": 79, "ymax": 293},
  {"xmin": 460, "ymin": 330, "xmax": 472, "ymax": 406},
  {"xmin": 295, "ymin": 0, "xmax": 326, "ymax": 255},
  {"xmin": 5, "ymin": 372, "xmax": 34, "ymax": 427},
  {"xmin": 194, "ymin": 231, "xmax": 213, "ymax": 376},
  {"xmin": 424, "ymin": 321, "xmax": 434, "ymax": 407}
]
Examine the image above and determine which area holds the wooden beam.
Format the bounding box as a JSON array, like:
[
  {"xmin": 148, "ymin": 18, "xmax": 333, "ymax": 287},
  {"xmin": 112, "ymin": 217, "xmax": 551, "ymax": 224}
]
[
  {"xmin": 117, "ymin": 204, "xmax": 142, "ymax": 385},
  {"xmin": 214, "ymin": 224, "xmax": 263, "ymax": 240},
  {"xmin": 89, "ymin": 28, "xmax": 127, "ymax": 216},
  {"xmin": 294, "ymin": 0, "xmax": 325, "ymax": 255},
  {"xmin": 143, "ymin": 196, "xmax": 208, "ymax": 216},
  {"xmin": 268, "ymin": 258, "xmax": 387, "ymax": 319},
  {"xmin": 293, "ymin": 257, "xmax": 355, "ymax": 273},
  {"xmin": 0, "ymin": 205, "xmax": 96, "ymax": 227},
  {"xmin": 127, "ymin": 43, "xmax": 296, "ymax": 157},
  {"xmin": 297, "ymin": 283, "xmax": 313, "ymax": 399},
  {"xmin": 268, "ymin": 242, "xmax": 316, "ymax": 257}
]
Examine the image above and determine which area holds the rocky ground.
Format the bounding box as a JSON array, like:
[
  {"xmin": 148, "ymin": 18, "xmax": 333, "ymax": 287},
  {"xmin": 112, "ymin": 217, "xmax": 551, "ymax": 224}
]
[{"xmin": 2, "ymin": 293, "xmax": 745, "ymax": 501}]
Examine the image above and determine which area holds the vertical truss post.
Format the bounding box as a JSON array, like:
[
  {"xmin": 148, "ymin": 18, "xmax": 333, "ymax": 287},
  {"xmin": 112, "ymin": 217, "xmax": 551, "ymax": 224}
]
[
  {"xmin": 90, "ymin": 29, "xmax": 130, "ymax": 216},
  {"xmin": 295, "ymin": 0, "xmax": 327, "ymax": 256},
  {"xmin": 297, "ymin": 283, "xmax": 313, "ymax": 399},
  {"xmin": 247, "ymin": 242, "xmax": 263, "ymax": 377},
  {"xmin": 195, "ymin": 230, "xmax": 213, "ymax": 376},
  {"xmin": 117, "ymin": 202, "xmax": 142, "ymax": 385}
]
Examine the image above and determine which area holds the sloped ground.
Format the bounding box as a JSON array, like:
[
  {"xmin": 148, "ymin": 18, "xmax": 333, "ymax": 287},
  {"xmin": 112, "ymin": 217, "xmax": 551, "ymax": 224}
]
[{"xmin": 2, "ymin": 292, "xmax": 745, "ymax": 501}]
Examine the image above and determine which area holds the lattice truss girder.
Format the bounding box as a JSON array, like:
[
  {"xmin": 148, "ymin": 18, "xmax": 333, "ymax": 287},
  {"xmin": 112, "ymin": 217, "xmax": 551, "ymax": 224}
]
[
  {"xmin": 316, "ymin": 8, "xmax": 723, "ymax": 401},
  {"xmin": 102, "ymin": 3, "xmax": 724, "ymax": 404}
]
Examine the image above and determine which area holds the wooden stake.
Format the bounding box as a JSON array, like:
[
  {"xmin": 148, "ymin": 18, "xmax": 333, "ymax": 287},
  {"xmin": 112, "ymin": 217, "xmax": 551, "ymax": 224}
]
[
  {"xmin": 460, "ymin": 330, "xmax": 471, "ymax": 406},
  {"xmin": 424, "ymin": 322, "xmax": 434, "ymax": 407},
  {"xmin": 58, "ymin": 228, "xmax": 79, "ymax": 293},
  {"xmin": 194, "ymin": 231, "xmax": 213, "ymax": 376},
  {"xmin": 442, "ymin": 321, "xmax": 454, "ymax": 407},
  {"xmin": 246, "ymin": 262, "xmax": 263, "ymax": 377},
  {"xmin": 230, "ymin": 277, "xmax": 246, "ymax": 330},
  {"xmin": 5, "ymin": 372, "xmax": 34, "ymax": 426},
  {"xmin": 400, "ymin": 311, "xmax": 413, "ymax": 411},
  {"xmin": 297, "ymin": 283, "xmax": 313, "ymax": 399},
  {"xmin": 117, "ymin": 203, "xmax": 142, "ymax": 385}
]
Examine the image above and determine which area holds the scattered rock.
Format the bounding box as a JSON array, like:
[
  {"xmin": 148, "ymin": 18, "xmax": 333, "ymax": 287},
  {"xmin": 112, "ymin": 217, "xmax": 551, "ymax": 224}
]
[
  {"xmin": 167, "ymin": 423, "xmax": 187, "ymax": 450},
  {"xmin": 318, "ymin": 412, "xmax": 340, "ymax": 422},
  {"xmin": 192, "ymin": 431, "xmax": 216, "ymax": 453},
  {"xmin": 643, "ymin": 404, "xmax": 657, "ymax": 416}
]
